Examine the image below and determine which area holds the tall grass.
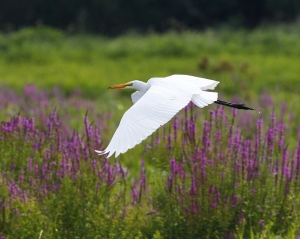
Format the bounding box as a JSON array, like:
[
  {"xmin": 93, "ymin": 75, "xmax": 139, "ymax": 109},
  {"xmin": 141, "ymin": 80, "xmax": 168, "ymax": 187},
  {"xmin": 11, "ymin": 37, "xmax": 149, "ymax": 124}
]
[{"xmin": 0, "ymin": 85, "xmax": 300, "ymax": 238}]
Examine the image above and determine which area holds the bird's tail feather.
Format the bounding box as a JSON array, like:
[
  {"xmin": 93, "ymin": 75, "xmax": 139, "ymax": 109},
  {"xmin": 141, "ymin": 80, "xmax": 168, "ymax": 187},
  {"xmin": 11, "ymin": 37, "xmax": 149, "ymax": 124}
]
[
  {"xmin": 95, "ymin": 149, "xmax": 116, "ymax": 158},
  {"xmin": 192, "ymin": 91, "xmax": 218, "ymax": 108},
  {"xmin": 95, "ymin": 150, "xmax": 108, "ymax": 155}
]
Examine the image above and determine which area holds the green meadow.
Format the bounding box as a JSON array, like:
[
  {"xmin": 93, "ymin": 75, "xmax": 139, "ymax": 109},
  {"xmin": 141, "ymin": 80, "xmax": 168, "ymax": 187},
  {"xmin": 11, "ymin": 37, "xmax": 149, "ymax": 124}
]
[
  {"xmin": 0, "ymin": 23, "xmax": 300, "ymax": 238},
  {"xmin": 0, "ymin": 23, "xmax": 300, "ymax": 99}
]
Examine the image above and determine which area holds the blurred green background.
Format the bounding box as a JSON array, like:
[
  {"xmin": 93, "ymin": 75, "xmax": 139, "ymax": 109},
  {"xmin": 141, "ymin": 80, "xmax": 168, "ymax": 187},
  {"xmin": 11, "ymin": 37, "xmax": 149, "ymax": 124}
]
[
  {"xmin": 0, "ymin": 1, "xmax": 299, "ymax": 109},
  {"xmin": 0, "ymin": 24, "xmax": 299, "ymax": 103}
]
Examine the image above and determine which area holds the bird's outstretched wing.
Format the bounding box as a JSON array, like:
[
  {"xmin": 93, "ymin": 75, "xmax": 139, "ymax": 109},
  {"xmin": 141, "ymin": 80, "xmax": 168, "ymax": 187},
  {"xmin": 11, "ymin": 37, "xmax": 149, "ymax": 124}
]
[
  {"xmin": 96, "ymin": 84, "xmax": 193, "ymax": 158},
  {"xmin": 166, "ymin": 75, "xmax": 219, "ymax": 90}
]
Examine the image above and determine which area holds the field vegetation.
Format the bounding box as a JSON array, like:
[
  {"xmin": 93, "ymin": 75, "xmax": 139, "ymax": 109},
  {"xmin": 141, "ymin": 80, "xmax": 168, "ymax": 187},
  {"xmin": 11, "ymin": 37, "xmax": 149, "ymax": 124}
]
[{"xmin": 0, "ymin": 23, "xmax": 300, "ymax": 238}]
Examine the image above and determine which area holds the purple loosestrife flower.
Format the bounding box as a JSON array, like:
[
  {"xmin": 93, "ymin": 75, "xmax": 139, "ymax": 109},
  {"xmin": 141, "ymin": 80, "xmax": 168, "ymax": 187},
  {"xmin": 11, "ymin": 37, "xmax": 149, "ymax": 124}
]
[
  {"xmin": 167, "ymin": 133, "xmax": 172, "ymax": 151},
  {"xmin": 18, "ymin": 170, "xmax": 24, "ymax": 184},
  {"xmin": 280, "ymin": 102, "xmax": 287, "ymax": 119},
  {"xmin": 232, "ymin": 195, "xmax": 238, "ymax": 208},
  {"xmin": 233, "ymin": 129, "xmax": 242, "ymax": 157},
  {"xmin": 10, "ymin": 164, "xmax": 15, "ymax": 171},
  {"xmin": 214, "ymin": 130, "xmax": 221, "ymax": 142},
  {"xmin": 27, "ymin": 158, "xmax": 33, "ymax": 171},
  {"xmin": 266, "ymin": 127, "xmax": 274, "ymax": 160},
  {"xmin": 104, "ymin": 163, "xmax": 116, "ymax": 188},
  {"xmin": 170, "ymin": 158, "xmax": 177, "ymax": 175},
  {"xmin": 242, "ymin": 140, "xmax": 251, "ymax": 177},
  {"xmin": 36, "ymin": 132, "xmax": 45, "ymax": 151},
  {"xmin": 56, "ymin": 131, "xmax": 62, "ymax": 152},
  {"xmin": 191, "ymin": 200, "xmax": 200, "ymax": 213},
  {"xmin": 173, "ymin": 117, "xmax": 179, "ymax": 141},
  {"xmin": 201, "ymin": 120, "xmax": 211, "ymax": 153},
  {"xmin": 84, "ymin": 114, "xmax": 93, "ymax": 139},
  {"xmin": 28, "ymin": 118, "xmax": 35, "ymax": 130},
  {"xmin": 1, "ymin": 202, "xmax": 6, "ymax": 216},
  {"xmin": 146, "ymin": 210, "xmax": 157, "ymax": 215},
  {"xmin": 131, "ymin": 182, "xmax": 138, "ymax": 205},
  {"xmin": 189, "ymin": 176, "xmax": 197, "ymax": 196},
  {"xmin": 281, "ymin": 149, "xmax": 289, "ymax": 181},
  {"xmin": 50, "ymin": 110, "xmax": 59, "ymax": 127},
  {"xmin": 139, "ymin": 159, "xmax": 147, "ymax": 192},
  {"xmin": 193, "ymin": 147, "xmax": 200, "ymax": 162},
  {"xmin": 232, "ymin": 108, "xmax": 237, "ymax": 117},
  {"xmin": 91, "ymin": 160, "xmax": 97, "ymax": 171},
  {"xmin": 97, "ymin": 167, "xmax": 104, "ymax": 182},
  {"xmin": 84, "ymin": 114, "xmax": 89, "ymax": 131},
  {"xmin": 44, "ymin": 148, "xmax": 51, "ymax": 161},
  {"xmin": 254, "ymin": 135, "xmax": 259, "ymax": 162},
  {"xmin": 13, "ymin": 208, "xmax": 19, "ymax": 217},
  {"xmin": 277, "ymin": 123, "xmax": 284, "ymax": 151},
  {"xmin": 247, "ymin": 158, "xmax": 256, "ymax": 181},
  {"xmin": 24, "ymin": 84, "xmax": 37, "ymax": 98},
  {"xmin": 83, "ymin": 146, "xmax": 89, "ymax": 161},
  {"xmin": 259, "ymin": 89, "xmax": 273, "ymax": 107},
  {"xmin": 94, "ymin": 128, "xmax": 101, "ymax": 149},
  {"xmin": 166, "ymin": 176, "xmax": 173, "ymax": 193},
  {"xmin": 22, "ymin": 192, "xmax": 27, "ymax": 203},
  {"xmin": 226, "ymin": 232, "xmax": 233, "ymax": 239},
  {"xmin": 154, "ymin": 134, "xmax": 161, "ymax": 146},
  {"xmin": 239, "ymin": 211, "xmax": 244, "ymax": 221},
  {"xmin": 259, "ymin": 220, "xmax": 265, "ymax": 227},
  {"xmin": 9, "ymin": 182, "xmax": 22, "ymax": 198},
  {"xmin": 188, "ymin": 118, "xmax": 196, "ymax": 144},
  {"xmin": 1, "ymin": 122, "xmax": 11, "ymax": 133},
  {"xmin": 47, "ymin": 119, "xmax": 53, "ymax": 139},
  {"xmin": 34, "ymin": 164, "xmax": 39, "ymax": 176},
  {"xmin": 87, "ymin": 125, "xmax": 93, "ymax": 139},
  {"xmin": 296, "ymin": 145, "xmax": 300, "ymax": 181},
  {"xmin": 139, "ymin": 172, "xmax": 147, "ymax": 202},
  {"xmin": 271, "ymin": 111, "xmax": 276, "ymax": 128},
  {"xmin": 209, "ymin": 109, "xmax": 215, "ymax": 123},
  {"xmin": 42, "ymin": 163, "xmax": 49, "ymax": 178},
  {"xmin": 289, "ymin": 158, "xmax": 295, "ymax": 183},
  {"xmin": 257, "ymin": 119, "xmax": 263, "ymax": 143}
]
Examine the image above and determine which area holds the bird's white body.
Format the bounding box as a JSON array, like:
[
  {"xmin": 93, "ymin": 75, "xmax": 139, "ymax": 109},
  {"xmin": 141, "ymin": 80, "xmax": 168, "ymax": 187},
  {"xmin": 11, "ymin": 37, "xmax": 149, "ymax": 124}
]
[{"xmin": 95, "ymin": 75, "xmax": 219, "ymax": 158}]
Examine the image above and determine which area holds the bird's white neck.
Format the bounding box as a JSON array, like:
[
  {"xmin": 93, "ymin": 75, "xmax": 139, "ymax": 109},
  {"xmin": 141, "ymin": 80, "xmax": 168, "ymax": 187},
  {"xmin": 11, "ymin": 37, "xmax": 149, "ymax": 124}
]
[{"xmin": 131, "ymin": 80, "xmax": 148, "ymax": 92}]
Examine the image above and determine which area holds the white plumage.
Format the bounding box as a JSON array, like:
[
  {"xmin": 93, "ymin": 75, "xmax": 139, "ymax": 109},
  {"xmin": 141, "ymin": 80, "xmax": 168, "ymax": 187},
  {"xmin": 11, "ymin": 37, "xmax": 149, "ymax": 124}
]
[{"xmin": 95, "ymin": 74, "xmax": 219, "ymax": 158}]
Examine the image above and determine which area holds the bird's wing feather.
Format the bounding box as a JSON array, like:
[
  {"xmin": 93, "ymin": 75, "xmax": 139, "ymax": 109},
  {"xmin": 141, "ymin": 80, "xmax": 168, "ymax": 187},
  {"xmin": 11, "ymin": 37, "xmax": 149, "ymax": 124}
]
[
  {"xmin": 165, "ymin": 75, "xmax": 219, "ymax": 90},
  {"xmin": 192, "ymin": 91, "xmax": 218, "ymax": 108},
  {"xmin": 96, "ymin": 84, "xmax": 193, "ymax": 158},
  {"xmin": 131, "ymin": 91, "xmax": 142, "ymax": 104}
]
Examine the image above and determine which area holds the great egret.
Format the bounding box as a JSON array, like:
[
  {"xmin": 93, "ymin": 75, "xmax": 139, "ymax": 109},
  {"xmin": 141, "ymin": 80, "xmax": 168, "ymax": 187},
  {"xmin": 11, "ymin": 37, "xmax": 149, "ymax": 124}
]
[{"xmin": 95, "ymin": 75, "xmax": 253, "ymax": 158}]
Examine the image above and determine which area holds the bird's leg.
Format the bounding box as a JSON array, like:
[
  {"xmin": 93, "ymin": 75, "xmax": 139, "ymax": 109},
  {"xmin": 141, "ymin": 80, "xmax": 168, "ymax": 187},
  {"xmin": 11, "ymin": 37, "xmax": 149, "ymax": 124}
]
[{"xmin": 214, "ymin": 100, "xmax": 254, "ymax": 110}]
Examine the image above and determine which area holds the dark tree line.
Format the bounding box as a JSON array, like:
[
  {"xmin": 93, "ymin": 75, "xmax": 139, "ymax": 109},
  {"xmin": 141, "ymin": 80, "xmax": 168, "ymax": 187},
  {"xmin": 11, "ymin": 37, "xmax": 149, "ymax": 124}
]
[{"xmin": 0, "ymin": 0, "xmax": 299, "ymax": 35}]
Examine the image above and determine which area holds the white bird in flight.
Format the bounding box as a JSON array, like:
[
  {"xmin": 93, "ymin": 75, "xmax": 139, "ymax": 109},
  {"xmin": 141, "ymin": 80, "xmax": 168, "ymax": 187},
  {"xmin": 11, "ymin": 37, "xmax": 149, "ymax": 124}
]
[{"xmin": 95, "ymin": 75, "xmax": 253, "ymax": 158}]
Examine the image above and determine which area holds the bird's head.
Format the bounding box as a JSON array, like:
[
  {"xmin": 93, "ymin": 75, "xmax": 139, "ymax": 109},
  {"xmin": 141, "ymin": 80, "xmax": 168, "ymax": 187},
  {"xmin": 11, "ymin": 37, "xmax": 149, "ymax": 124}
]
[{"xmin": 107, "ymin": 80, "xmax": 146, "ymax": 91}]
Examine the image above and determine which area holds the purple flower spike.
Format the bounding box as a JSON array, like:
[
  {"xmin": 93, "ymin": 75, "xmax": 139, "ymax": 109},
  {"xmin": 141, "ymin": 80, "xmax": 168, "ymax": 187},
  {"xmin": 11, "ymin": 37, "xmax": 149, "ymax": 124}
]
[
  {"xmin": 232, "ymin": 195, "xmax": 238, "ymax": 208},
  {"xmin": 27, "ymin": 158, "xmax": 33, "ymax": 171},
  {"xmin": 146, "ymin": 210, "xmax": 157, "ymax": 215},
  {"xmin": 18, "ymin": 170, "xmax": 24, "ymax": 183},
  {"xmin": 34, "ymin": 164, "xmax": 39, "ymax": 176},
  {"xmin": 259, "ymin": 220, "xmax": 265, "ymax": 227},
  {"xmin": 232, "ymin": 108, "xmax": 237, "ymax": 117},
  {"xmin": 173, "ymin": 117, "xmax": 179, "ymax": 141},
  {"xmin": 189, "ymin": 176, "xmax": 197, "ymax": 196}
]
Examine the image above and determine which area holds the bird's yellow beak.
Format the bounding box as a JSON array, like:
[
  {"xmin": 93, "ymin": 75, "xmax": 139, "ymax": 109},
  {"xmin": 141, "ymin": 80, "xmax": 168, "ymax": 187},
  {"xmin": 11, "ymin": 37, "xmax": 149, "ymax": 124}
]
[{"xmin": 107, "ymin": 82, "xmax": 132, "ymax": 89}]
